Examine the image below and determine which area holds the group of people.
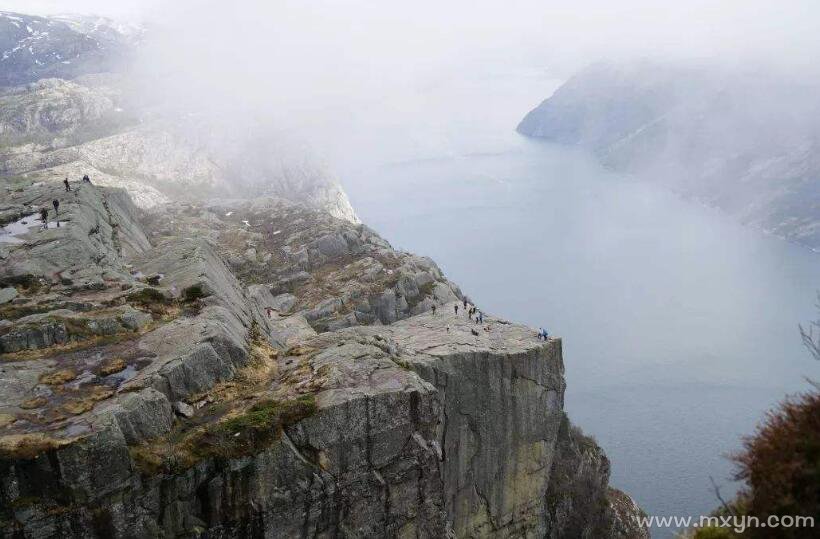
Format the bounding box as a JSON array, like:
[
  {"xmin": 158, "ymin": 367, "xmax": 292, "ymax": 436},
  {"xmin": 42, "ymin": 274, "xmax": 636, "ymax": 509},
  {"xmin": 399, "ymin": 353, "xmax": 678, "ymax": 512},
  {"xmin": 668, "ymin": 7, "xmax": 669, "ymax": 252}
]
[
  {"xmin": 434, "ymin": 298, "xmax": 493, "ymax": 335},
  {"xmin": 451, "ymin": 299, "xmax": 481, "ymax": 319},
  {"xmin": 39, "ymin": 199, "xmax": 60, "ymax": 229},
  {"xmin": 41, "ymin": 175, "xmax": 92, "ymax": 228},
  {"xmin": 63, "ymin": 174, "xmax": 92, "ymax": 192},
  {"xmin": 452, "ymin": 298, "xmax": 484, "ymax": 322}
]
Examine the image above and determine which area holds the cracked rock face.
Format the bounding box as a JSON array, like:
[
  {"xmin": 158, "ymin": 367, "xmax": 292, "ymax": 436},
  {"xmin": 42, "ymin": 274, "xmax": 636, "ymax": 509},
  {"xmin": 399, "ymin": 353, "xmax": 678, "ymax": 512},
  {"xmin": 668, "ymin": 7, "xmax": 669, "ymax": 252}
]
[{"xmin": 0, "ymin": 179, "xmax": 645, "ymax": 537}]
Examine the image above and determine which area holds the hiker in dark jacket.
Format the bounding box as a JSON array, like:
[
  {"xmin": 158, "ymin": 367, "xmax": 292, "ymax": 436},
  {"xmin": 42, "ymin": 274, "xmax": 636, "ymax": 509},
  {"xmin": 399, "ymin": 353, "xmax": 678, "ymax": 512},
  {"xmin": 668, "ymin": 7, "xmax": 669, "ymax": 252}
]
[
  {"xmin": 432, "ymin": 304, "xmax": 436, "ymax": 315},
  {"xmin": 82, "ymin": 174, "xmax": 91, "ymax": 184},
  {"xmin": 63, "ymin": 178, "xmax": 71, "ymax": 192},
  {"xmin": 39, "ymin": 207, "xmax": 48, "ymax": 229},
  {"xmin": 52, "ymin": 199, "xmax": 60, "ymax": 227},
  {"xmin": 454, "ymin": 304, "xmax": 459, "ymax": 315}
]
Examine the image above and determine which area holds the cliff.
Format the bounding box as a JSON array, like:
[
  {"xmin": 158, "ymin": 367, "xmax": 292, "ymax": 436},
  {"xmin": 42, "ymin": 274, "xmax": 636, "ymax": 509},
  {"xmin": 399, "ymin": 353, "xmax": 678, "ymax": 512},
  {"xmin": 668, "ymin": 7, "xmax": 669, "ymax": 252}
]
[
  {"xmin": 0, "ymin": 177, "xmax": 647, "ymax": 537},
  {"xmin": 517, "ymin": 61, "xmax": 820, "ymax": 250}
]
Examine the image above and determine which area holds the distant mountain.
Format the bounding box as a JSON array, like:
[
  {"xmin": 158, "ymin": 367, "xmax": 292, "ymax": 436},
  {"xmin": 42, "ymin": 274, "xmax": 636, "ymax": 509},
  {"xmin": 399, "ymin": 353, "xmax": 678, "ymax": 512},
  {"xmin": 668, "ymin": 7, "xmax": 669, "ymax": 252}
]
[
  {"xmin": 518, "ymin": 61, "xmax": 820, "ymax": 250},
  {"xmin": 0, "ymin": 11, "xmax": 140, "ymax": 87},
  {"xmin": 0, "ymin": 11, "xmax": 359, "ymax": 222}
]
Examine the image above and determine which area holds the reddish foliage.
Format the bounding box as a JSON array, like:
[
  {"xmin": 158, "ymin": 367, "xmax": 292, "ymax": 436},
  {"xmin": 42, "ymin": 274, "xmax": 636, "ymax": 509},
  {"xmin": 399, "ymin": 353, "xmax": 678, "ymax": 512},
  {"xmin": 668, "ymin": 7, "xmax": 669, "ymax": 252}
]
[{"xmin": 732, "ymin": 391, "xmax": 820, "ymax": 538}]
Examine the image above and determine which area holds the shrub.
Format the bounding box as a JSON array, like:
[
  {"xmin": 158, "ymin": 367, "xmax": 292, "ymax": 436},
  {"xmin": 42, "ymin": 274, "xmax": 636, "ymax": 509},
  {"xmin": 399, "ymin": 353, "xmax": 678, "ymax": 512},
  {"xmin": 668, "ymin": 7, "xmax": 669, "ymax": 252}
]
[
  {"xmin": 731, "ymin": 391, "xmax": 820, "ymax": 538},
  {"xmin": 182, "ymin": 284, "xmax": 207, "ymax": 302}
]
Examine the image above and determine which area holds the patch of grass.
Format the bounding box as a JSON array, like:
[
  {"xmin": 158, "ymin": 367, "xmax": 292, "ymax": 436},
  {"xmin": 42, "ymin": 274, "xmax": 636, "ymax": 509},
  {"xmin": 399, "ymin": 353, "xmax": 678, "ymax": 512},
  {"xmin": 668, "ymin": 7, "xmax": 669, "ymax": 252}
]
[
  {"xmin": 19, "ymin": 397, "xmax": 46, "ymax": 409},
  {"xmin": 61, "ymin": 386, "xmax": 113, "ymax": 416},
  {"xmin": 1, "ymin": 332, "xmax": 138, "ymax": 362},
  {"xmin": 0, "ymin": 274, "xmax": 45, "ymax": 294},
  {"xmin": 98, "ymin": 357, "xmax": 126, "ymax": 376},
  {"xmin": 130, "ymin": 395, "xmax": 317, "ymax": 475},
  {"xmin": 61, "ymin": 317, "xmax": 96, "ymax": 339},
  {"xmin": 39, "ymin": 368, "xmax": 77, "ymax": 385},
  {"xmin": 182, "ymin": 284, "xmax": 208, "ymax": 302},
  {"xmin": 419, "ymin": 280, "xmax": 437, "ymax": 297},
  {"xmin": 126, "ymin": 288, "xmax": 169, "ymax": 307},
  {"xmin": 0, "ymin": 433, "xmax": 69, "ymax": 460},
  {"xmin": 0, "ymin": 304, "xmax": 41, "ymax": 321}
]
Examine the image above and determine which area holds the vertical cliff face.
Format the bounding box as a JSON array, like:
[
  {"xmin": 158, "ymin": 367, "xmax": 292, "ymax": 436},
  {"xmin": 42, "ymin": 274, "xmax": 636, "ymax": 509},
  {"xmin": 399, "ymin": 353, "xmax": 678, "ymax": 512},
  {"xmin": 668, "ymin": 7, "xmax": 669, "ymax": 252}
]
[
  {"xmin": 0, "ymin": 179, "xmax": 645, "ymax": 537},
  {"xmin": 379, "ymin": 317, "xmax": 566, "ymax": 536}
]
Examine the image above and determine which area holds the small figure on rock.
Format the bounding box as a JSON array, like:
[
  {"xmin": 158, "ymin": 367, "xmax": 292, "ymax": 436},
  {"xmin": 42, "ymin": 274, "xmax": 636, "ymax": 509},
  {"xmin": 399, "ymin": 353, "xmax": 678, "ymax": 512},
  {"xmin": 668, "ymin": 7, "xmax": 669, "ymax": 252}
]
[
  {"xmin": 471, "ymin": 328, "xmax": 479, "ymax": 337},
  {"xmin": 431, "ymin": 304, "xmax": 436, "ymax": 315},
  {"xmin": 265, "ymin": 307, "xmax": 273, "ymax": 318},
  {"xmin": 538, "ymin": 328, "xmax": 549, "ymax": 341},
  {"xmin": 478, "ymin": 311, "xmax": 484, "ymax": 323},
  {"xmin": 63, "ymin": 178, "xmax": 71, "ymax": 192},
  {"xmin": 82, "ymin": 174, "xmax": 91, "ymax": 184},
  {"xmin": 52, "ymin": 199, "xmax": 60, "ymax": 227},
  {"xmin": 454, "ymin": 304, "xmax": 459, "ymax": 315},
  {"xmin": 39, "ymin": 207, "xmax": 48, "ymax": 229},
  {"xmin": 463, "ymin": 298, "xmax": 468, "ymax": 309}
]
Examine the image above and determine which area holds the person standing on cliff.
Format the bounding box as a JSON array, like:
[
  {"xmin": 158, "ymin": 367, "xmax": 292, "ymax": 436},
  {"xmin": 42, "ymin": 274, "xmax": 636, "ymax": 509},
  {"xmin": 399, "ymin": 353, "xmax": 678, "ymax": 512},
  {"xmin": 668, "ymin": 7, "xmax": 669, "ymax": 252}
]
[
  {"xmin": 39, "ymin": 207, "xmax": 48, "ymax": 229},
  {"xmin": 82, "ymin": 174, "xmax": 91, "ymax": 184},
  {"xmin": 63, "ymin": 178, "xmax": 71, "ymax": 192},
  {"xmin": 454, "ymin": 304, "xmax": 459, "ymax": 315},
  {"xmin": 431, "ymin": 304, "xmax": 436, "ymax": 315},
  {"xmin": 52, "ymin": 199, "xmax": 61, "ymax": 227}
]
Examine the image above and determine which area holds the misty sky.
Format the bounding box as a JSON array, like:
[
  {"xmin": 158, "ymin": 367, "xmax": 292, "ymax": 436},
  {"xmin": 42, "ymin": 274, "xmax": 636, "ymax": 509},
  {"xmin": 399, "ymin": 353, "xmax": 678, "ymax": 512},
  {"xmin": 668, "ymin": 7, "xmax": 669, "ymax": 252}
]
[
  {"xmin": 4, "ymin": 1, "xmax": 820, "ymax": 73},
  {"xmin": 5, "ymin": 0, "xmax": 818, "ymax": 170}
]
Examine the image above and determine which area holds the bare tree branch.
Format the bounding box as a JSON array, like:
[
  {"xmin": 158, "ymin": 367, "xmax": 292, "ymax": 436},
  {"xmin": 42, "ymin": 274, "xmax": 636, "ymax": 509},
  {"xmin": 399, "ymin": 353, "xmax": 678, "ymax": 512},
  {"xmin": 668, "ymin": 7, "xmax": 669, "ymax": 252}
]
[{"xmin": 709, "ymin": 476, "xmax": 736, "ymax": 518}]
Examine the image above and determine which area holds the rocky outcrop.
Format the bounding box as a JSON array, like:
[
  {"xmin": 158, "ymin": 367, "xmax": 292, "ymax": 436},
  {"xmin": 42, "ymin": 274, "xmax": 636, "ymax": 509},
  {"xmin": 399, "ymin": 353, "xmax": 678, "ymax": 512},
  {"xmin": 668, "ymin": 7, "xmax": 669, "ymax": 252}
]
[
  {"xmin": 518, "ymin": 61, "xmax": 820, "ymax": 250},
  {"xmin": 0, "ymin": 178, "xmax": 645, "ymax": 537}
]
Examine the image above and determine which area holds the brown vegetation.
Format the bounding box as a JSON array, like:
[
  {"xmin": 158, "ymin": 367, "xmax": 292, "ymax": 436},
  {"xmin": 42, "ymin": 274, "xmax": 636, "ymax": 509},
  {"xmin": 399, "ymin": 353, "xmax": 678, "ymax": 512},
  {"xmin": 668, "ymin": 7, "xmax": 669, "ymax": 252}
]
[
  {"xmin": 39, "ymin": 368, "xmax": 77, "ymax": 385},
  {"xmin": 729, "ymin": 391, "xmax": 820, "ymax": 538},
  {"xmin": 130, "ymin": 395, "xmax": 317, "ymax": 475},
  {"xmin": 0, "ymin": 433, "xmax": 68, "ymax": 460}
]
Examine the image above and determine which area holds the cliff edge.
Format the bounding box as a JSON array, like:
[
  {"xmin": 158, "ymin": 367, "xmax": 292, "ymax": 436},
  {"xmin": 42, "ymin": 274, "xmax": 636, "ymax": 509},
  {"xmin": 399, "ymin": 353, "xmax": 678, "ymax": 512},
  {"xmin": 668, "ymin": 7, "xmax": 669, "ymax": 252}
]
[{"xmin": 0, "ymin": 177, "xmax": 646, "ymax": 537}]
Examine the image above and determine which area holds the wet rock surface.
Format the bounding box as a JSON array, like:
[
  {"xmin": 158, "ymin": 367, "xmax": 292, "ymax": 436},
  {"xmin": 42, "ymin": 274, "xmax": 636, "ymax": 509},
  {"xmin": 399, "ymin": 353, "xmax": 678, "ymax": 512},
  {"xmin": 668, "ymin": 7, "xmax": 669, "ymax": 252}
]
[{"xmin": 0, "ymin": 179, "xmax": 646, "ymax": 537}]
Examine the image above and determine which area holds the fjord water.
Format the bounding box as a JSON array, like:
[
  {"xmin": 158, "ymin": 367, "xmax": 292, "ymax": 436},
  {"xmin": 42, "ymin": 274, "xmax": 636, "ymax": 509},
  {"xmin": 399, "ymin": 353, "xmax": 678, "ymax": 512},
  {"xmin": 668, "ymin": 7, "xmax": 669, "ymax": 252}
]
[{"xmin": 333, "ymin": 67, "xmax": 820, "ymax": 536}]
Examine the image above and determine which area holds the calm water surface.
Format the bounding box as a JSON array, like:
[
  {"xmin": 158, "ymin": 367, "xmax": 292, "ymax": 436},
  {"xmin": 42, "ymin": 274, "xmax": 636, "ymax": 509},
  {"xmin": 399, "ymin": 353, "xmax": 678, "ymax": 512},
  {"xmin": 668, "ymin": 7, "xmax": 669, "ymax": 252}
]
[{"xmin": 328, "ymin": 67, "xmax": 820, "ymax": 537}]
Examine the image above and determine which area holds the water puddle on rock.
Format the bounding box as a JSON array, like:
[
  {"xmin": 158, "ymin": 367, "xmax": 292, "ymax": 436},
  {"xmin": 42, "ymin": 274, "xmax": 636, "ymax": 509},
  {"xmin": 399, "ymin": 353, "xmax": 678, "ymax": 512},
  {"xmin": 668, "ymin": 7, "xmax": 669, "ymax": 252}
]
[
  {"xmin": 0, "ymin": 214, "xmax": 65, "ymax": 243},
  {"xmin": 105, "ymin": 364, "xmax": 139, "ymax": 386}
]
